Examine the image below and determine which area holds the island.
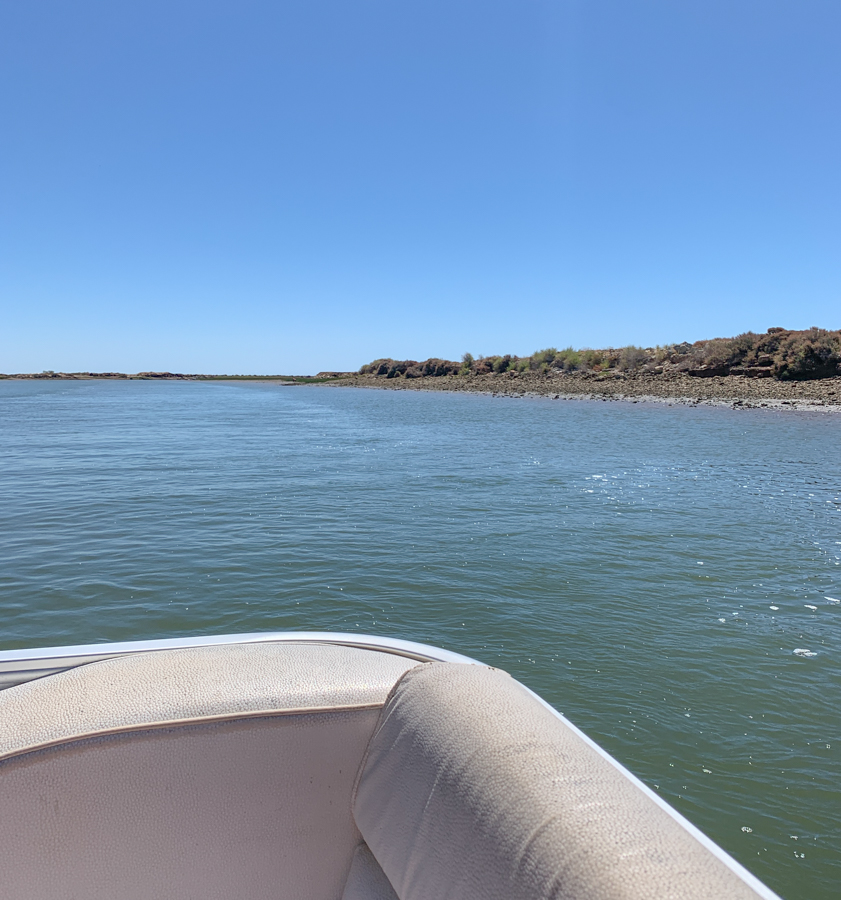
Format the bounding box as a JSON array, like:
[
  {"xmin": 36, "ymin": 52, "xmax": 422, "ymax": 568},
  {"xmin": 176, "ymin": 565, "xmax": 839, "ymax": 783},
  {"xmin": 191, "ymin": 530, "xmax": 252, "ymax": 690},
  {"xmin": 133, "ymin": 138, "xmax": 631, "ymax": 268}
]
[{"xmin": 323, "ymin": 327, "xmax": 841, "ymax": 410}]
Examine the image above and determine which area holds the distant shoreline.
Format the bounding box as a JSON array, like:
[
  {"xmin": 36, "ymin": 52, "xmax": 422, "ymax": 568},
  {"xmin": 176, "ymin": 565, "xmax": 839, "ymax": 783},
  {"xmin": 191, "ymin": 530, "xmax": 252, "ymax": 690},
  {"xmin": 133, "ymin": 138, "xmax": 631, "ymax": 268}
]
[
  {"xmin": 4, "ymin": 369, "xmax": 840, "ymax": 410},
  {"xmin": 0, "ymin": 373, "xmax": 331, "ymax": 384},
  {"xmin": 324, "ymin": 371, "xmax": 841, "ymax": 411}
]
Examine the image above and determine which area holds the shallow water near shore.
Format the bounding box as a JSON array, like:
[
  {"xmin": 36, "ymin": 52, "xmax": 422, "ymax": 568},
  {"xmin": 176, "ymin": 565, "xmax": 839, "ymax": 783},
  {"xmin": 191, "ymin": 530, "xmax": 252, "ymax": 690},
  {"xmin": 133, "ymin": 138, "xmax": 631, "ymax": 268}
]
[{"xmin": 1, "ymin": 379, "xmax": 839, "ymax": 898}]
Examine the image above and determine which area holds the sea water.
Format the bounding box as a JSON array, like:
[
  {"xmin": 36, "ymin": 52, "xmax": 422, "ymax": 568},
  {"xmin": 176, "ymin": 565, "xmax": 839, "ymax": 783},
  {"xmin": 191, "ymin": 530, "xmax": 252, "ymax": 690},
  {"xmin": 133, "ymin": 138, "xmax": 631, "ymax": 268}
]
[{"xmin": 1, "ymin": 378, "xmax": 839, "ymax": 899}]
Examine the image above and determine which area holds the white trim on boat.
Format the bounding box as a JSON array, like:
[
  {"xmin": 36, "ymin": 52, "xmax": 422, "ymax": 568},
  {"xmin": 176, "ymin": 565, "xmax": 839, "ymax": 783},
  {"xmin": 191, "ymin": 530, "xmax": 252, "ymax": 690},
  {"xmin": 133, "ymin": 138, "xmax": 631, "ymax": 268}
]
[
  {"xmin": 520, "ymin": 684, "xmax": 781, "ymax": 900},
  {"xmin": 0, "ymin": 631, "xmax": 479, "ymax": 690}
]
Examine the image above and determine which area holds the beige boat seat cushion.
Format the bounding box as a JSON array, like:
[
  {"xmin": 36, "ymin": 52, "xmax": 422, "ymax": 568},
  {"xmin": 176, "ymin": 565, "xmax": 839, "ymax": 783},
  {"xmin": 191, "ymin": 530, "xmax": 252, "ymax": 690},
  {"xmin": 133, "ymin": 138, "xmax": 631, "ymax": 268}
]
[
  {"xmin": 353, "ymin": 662, "xmax": 771, "ymax": 900},
  {"xmin": 0, "ymin": 641, "xmax": 417, "ymax": 759},
  {"xmin": 0, "ymin": 642, "xmax": 416, "ymax": 900}
]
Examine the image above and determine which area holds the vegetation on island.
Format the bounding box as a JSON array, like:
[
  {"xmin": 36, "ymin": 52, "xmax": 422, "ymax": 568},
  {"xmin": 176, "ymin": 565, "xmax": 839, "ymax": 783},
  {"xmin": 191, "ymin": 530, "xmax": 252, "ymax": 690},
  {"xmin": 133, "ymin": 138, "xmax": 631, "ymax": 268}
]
[{"xmin": 358, "ymin": 327, "xmax": 841, "ymax": 382}]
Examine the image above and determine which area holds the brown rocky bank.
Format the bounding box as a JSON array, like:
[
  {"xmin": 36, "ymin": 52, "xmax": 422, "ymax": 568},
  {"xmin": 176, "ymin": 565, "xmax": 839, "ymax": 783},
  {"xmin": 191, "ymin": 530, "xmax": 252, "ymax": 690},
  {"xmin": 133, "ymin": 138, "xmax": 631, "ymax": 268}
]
[{"xmin": 324, "ymin": 370, "xmax": 841, "ymax": 410}]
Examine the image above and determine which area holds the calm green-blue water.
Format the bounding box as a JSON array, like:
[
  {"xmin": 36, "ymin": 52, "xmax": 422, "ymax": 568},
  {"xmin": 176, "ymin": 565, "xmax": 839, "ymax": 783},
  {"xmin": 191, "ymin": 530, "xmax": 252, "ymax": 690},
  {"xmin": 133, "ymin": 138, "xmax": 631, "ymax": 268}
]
[{"xmin": 1, "ymin": 379, "xmax": 839, "ymax": 898}]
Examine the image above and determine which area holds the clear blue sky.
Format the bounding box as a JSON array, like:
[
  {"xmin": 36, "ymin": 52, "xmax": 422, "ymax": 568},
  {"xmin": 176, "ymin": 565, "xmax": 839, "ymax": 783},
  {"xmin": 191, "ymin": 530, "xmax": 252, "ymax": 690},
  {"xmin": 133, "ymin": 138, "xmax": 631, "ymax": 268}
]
[{"xmin": 2, "ymin": 1, "xmax": 839, "ymax": 374}]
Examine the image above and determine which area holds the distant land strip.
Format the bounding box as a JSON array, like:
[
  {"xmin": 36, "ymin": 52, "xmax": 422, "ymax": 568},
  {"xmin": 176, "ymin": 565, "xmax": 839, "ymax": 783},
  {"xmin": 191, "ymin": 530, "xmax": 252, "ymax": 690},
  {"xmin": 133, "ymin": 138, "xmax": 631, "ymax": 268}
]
[{"xmin": 0, "ymin": 372, "xmax": 333, "ymax": 383}]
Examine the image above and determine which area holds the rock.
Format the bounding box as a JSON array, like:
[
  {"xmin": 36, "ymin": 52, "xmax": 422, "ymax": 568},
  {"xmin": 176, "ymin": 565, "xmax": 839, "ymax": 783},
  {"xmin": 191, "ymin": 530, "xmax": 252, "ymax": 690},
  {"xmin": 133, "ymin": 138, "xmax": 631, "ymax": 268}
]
[
  {"xmin": 686, "ymin": 365, "xmax": 730, "ymax": 378},
  {"xmin": 730, "ymin": 367, "xmax": 773, "ymax": 378}
]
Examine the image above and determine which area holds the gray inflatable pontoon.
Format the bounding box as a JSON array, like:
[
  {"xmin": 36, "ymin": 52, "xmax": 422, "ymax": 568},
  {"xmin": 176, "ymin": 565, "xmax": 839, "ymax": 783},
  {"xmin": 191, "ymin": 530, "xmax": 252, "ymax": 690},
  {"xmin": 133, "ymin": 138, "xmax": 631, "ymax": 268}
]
[{"xmin": 0, "ymin": 632, "xmax": 780, "ymax": 900}]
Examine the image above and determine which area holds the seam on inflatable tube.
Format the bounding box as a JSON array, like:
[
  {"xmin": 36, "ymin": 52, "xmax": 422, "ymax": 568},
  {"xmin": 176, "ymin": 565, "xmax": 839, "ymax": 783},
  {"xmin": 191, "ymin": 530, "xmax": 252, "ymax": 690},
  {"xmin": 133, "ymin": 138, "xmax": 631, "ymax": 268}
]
[
  {"xmin": 350, "ymin": 664, "xmax": 433, "ymax": 808},
  {"xmin": 349, "ymin": 663, "xmax": 508, "ymax": 809},
  {"xmin": 0, "ymin": 703, "xmax": 383, "ymax": 765}
]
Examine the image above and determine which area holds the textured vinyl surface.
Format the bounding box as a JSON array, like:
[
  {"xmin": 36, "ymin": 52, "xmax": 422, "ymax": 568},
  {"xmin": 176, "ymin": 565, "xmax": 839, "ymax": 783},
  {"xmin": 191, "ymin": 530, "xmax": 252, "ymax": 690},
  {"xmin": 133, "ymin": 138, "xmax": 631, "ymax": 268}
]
[
  {"xmin": 0, "ymin": 709, "xmax": 380, "ymax": 900},
  {"xmin": 354, "ymin": 663, "xmax": 772, "ymax": 900},
  {"xmin": 0, "ymin": 642, "xmax": 417, "ymax": 759},
  {"xmin": 342, "ymin": 843, "xmax": 400, "ymax": 900}
]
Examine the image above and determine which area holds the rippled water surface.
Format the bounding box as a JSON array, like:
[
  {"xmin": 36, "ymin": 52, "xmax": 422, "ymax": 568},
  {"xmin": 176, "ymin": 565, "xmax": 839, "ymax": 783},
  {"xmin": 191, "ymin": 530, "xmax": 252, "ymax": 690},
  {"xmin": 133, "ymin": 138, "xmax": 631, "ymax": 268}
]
[{"xmin": 1, "ymin": 379, "xmax": 839, "ymax": 898}]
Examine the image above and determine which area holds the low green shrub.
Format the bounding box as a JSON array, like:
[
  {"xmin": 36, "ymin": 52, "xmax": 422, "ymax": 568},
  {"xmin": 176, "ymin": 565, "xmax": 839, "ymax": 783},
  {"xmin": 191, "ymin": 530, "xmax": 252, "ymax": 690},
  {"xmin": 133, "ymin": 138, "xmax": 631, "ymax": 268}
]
[
  {"xmin": 617, "ymin": 346, "xmax": 648, "ymax": 371},
  {"xmin": 580, "ymin": 348, "xmax": 608, "ymax": 371},
  {"xmin": 555, "ymin": 347, "xmax": 581, "ymax": 371},
  {"xmin": 530, "ymin": 348, "xmax": 559, "ymax": 370}
]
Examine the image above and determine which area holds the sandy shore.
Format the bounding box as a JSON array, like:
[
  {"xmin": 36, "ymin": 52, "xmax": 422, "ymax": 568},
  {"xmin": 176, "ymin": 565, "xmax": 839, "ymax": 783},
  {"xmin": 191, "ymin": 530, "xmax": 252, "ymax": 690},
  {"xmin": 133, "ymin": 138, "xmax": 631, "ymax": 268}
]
[{"xmin": 325, "ymin": 371, "xmax": 841, "ymax": 411}]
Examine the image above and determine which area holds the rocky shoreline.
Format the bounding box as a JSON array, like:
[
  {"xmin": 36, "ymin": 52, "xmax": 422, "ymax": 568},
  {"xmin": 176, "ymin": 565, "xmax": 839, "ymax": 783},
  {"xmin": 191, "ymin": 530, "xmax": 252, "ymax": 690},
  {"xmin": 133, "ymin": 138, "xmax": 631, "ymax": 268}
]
[{"xmin": 324, "ymin": 371, "xmax": 841, "ymax": 411}]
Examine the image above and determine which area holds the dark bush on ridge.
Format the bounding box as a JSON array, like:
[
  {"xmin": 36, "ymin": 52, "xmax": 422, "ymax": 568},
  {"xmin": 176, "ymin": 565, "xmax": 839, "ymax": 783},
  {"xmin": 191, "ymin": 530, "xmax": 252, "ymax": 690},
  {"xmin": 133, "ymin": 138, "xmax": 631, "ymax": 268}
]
[
  {"xmin": 359, "ymin": 357, "xmax": 460, "ymax": 378},
  {"xmin": 357, "ymin": 359, "xmax": 419, "ymax": 378},
  {"xmin": 419, "ymin": 358, "xmax": 459, "ymax": 377},
  {"xmin": 358, "ymin": 359, "xmax": 390, "ymax": 376},
  {"xmin": 773, "ymin": 328, "xmax": 841, "ymax": 379}
]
